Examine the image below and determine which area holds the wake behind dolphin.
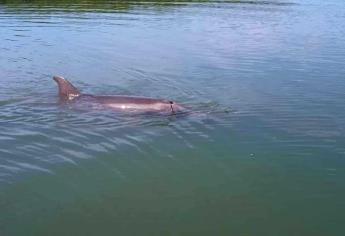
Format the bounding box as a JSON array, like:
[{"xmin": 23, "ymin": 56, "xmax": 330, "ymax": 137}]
[{"xmin": 53, "ymin": 76, "xmax": 186, "ymax": 114}]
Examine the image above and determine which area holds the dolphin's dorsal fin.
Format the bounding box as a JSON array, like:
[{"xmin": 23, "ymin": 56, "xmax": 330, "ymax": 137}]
[{"xmin": 53, "ymin": 76, "xmax": 80, "ymax": 100}]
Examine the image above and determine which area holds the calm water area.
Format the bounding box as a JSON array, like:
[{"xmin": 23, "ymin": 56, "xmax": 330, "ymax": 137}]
[{"xmin": 0, "ymin": 0, "xmax": 345, "ymax": 235}]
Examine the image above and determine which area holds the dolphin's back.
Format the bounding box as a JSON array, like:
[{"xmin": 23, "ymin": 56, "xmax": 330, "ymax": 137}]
[
  {"xmin": 52, "ymin": 76, "xmax": 186, "ymax": 113},
  {"xmin": 92, "ymin": 95, "xmax": 169, "ymax": 105},
  {"xmin": 79, "ymin": 94, "xmax": 173, "ymax": 112}
]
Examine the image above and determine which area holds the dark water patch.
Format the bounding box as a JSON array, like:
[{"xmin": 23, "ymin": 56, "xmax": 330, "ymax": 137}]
[{"xmin": 0, "ymin": 98, "xmax": 24, "ymax": 106}]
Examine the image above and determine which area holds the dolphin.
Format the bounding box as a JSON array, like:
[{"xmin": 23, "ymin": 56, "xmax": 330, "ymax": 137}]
[{"xmin": 53, "ymin": 76, "xmax": 186, "ymax": 114}]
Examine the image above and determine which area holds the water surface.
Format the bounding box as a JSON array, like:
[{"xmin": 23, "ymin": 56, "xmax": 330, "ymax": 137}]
[{"xmin": 1, "ymin": 0, "xmax": 345, "ymax": 235}]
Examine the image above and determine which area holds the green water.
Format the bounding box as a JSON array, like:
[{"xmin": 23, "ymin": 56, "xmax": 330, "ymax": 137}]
[{"xmin": 1, "ymin": 0, "xmax": 345, "ymax": 235}]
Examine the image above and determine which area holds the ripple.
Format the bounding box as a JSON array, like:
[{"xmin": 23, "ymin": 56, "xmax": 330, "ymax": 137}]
[{"xmin": 0, "ymin": 92, "xmax": 231, "ymax": 183}]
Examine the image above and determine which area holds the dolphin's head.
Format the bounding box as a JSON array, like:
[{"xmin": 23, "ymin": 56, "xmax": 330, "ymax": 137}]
[{"xmin": 162, "ymin": 100, "xmax": 188, "ymax": 114}]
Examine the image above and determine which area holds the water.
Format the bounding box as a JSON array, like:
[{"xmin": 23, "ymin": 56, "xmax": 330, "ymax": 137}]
[{"xmin": 1, "ymin": 0, "xmax": 345, "ymax": 235}]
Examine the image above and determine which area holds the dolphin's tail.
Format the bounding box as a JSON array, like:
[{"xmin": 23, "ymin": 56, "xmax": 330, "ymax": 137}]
[{"xmin": 53, "ymin": 76, "xmax": 80, "ymax": 100}]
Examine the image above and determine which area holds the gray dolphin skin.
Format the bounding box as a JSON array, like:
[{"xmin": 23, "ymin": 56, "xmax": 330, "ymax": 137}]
[{"xmin": 53, "ymin": 76, "xmax": 186, "ymax": 114}]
